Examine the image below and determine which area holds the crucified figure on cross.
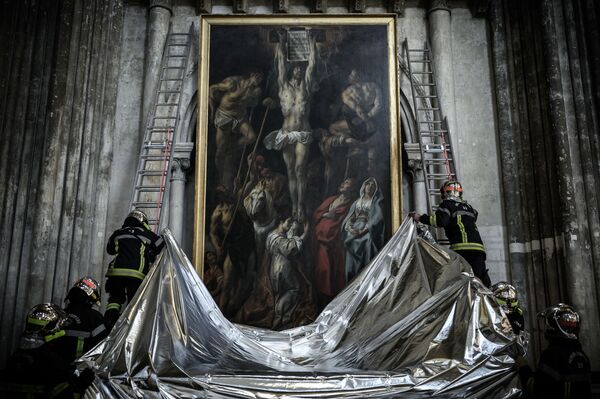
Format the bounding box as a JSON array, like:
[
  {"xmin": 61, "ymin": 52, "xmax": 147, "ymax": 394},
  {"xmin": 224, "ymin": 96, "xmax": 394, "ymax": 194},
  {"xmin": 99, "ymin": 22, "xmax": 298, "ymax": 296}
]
[{"xmin": 263, "ymin": 30, "xmax": 318, "ymax": 223}]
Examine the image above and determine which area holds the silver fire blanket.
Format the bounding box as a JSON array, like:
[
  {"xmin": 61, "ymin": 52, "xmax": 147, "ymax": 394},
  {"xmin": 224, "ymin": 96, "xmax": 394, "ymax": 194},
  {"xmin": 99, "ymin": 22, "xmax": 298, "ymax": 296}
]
[{"xmin": 81, "ymin": 218, "xmax": 523, "ymax": 398}]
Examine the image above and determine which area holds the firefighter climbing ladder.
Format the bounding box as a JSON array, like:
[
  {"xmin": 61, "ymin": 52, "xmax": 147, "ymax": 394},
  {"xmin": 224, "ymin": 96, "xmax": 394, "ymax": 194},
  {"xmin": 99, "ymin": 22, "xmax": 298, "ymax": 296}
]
[
  {"xmin": 129, "ymin": 25, "xmax": 193, "ymax": 233},
  {"xmin": 403, "ymin": 39, "xmax": 458, "ymax": 215}
]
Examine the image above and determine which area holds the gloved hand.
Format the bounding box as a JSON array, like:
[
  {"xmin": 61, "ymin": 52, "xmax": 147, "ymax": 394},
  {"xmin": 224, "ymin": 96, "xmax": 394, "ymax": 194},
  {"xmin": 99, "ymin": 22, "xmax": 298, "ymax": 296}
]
[
  {"xmin": 72, "ymin": 368, "xmax": 95, "ymax": 393},
  {"xmin": 104, "ymin": 308, "xmax": 120, "ymax": 332}
]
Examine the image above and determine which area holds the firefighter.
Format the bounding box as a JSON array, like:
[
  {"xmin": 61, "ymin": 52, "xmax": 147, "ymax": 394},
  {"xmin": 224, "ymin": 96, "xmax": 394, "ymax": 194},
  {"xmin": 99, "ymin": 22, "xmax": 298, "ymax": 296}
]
[
  {"xmin": 519, "ymin": 303, "xmax": 592, "ymax": 399},
  {"xmin": 411, "ymin": 180, "xmax": 492, "ymax": 287},
  {"xmin": 59, "ymin": 277, "xmax": 107, "ymax": 363},
  {"xmin": 0, "ymin": 303, "xmax": 95, "ymax": 398},
  {"xmin": 491, "ymin": 281, "xmax": 525, "ymax": 334},
  {"xmin": 104, "ymin": 210, "xmax": 165, "ymax": 330}
]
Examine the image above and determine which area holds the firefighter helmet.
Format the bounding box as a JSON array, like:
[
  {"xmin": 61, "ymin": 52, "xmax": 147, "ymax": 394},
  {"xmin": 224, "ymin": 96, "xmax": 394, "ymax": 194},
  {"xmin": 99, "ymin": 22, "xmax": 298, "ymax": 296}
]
[
  {"xmin": 128, "ymin": 209, "xmax": 149, "ymax": 225},
  {"xmin": 491, "ymin": 281, "xmax": 519, "ymax": 311},
  {"xmin": 67, "ymin": 277, "xmax": 101, "ymax": 306},
  {"xmin": 540, "ymin": 303, "xmax": 580, "ymax": 340},
  {"xmin": 24, "ymin": 303, "xmax": 67, "ymax": 336},
  {"xmin": 441, "ymin": 180, "xmax": 463, "ymax": 200}
]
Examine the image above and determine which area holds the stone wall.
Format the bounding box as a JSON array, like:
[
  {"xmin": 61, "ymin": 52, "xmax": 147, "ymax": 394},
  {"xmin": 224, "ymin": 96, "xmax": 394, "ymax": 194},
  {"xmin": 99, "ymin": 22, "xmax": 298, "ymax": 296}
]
[
  {"xmin": 0, "ymin": 0, "xmax": 124, "ymax": 362},
  {"xmin": 489, "ymin": 0, "xmax": 600, "ymax": 366}
]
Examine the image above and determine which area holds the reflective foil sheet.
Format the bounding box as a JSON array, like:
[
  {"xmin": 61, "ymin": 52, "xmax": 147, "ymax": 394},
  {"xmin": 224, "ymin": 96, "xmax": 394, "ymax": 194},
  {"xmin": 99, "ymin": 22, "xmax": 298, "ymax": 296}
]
[{"xmin": 81, "ymin": 218, "xmax": 523, "ymax": 398}]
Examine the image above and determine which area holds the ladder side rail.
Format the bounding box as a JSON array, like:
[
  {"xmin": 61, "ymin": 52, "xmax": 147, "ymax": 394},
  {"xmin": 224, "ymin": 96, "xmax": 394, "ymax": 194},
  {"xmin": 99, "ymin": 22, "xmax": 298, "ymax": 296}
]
[
  {"xmin": 404, "ymin": 39, "xmax": 434, "ymax": 214},
  {"xmin": 424, "ymin": 40, "xmax": 457, "ymax": 182},
  {"xmin": 156, "ymin": 26, "xmax": 193, "ymax": 231},
  {"xmin": 129, "ymin": 23, "xmax": 175, "ymax": 211}
]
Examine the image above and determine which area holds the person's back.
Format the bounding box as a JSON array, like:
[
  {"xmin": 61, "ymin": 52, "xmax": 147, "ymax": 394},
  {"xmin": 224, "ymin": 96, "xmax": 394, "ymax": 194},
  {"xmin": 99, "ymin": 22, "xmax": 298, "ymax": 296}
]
[
  {"xmin": 104, "ymin": 210, "xmax": 164, "ymax": 330},
  {"xmin": 412, "ymin": 180, "xmax": 491, "ymax": 287},
  {"xmin": 519, "ymin": 303, "xmax": 592, "ymax": 399},
  {"xmin": 535, "ymin": 337, "xmax": 591, "ymax": 398},
  {"xmin": 59, "ymin": 278, "xmax": 107, "ymax": 362},
  {"xmin": 0, "ymin": 303, "xmax": 95, "ymax": 398}
]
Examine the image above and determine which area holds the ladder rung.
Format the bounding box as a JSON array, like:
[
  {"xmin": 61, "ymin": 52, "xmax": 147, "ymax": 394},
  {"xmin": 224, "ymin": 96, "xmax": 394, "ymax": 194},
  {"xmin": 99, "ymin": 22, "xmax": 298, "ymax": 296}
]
[
  {"xmin": 420, "ymin": 130, "xmax": 447, "ymax": 133},
  {"xmin": 418, "ymin": 120, "xmax": 443, "ymax": 124},
  {"xmin": 147, "ymin": 127, "xmax": 174, "ymax": 131},
  {"xmin": 417, "ymin": 108, "xmax": 440, "ymax": 111},
  {"xmin": 415, "ymin": 83, "xmax": 436, "ymax": 86},
  {"xmin": 415, "ymin": 95, "xmax": 438, "ymax": 98},
  {"xmin": 153, "ymin": 116, "xmax": 177, "ymax": 120},
  {"xmin": 135, "ymin": 187, "xmax": 165, "ymax": 193},
  {"xmin": 427, "ymin": 173, "xmax": 455, "ymax": 177},
  {"xmin": 144, "ymin": 143, "xmax": 170, "ymax": 150},
  {"xmin": 427, "ymin": 176, "xmax": 455, "ymax": 181},
  {"xmin": 412, "ymin": 71, "xmax": 433, "ymax": 74},
  {"xmin": 424, "ymin": 158, "xmax": 453, "ymax": 163},
  {"xmin": 410, "ymin": 60, "xmax": 431, "ymax": 63},
  {"xmin": 163, "ymin": 66, "xmax": 185, "ymax": 70},
  {"xmin": 409, "ymin": 49, "xmax": 429, "ymax": 52},
  {"xmin": 132, "ymin": 202, "xmax": 163, "ymax": 208},
  {"xmin": 142, "ymin": 155, "xmax": 170, "ymax": 160},
  {"xmin": 161, "ymin": 78, "xmax": 184, "ymax": 82},
  {"xmin": 139, "ymin": 170, "xmax": 167, "ymax": 176}
]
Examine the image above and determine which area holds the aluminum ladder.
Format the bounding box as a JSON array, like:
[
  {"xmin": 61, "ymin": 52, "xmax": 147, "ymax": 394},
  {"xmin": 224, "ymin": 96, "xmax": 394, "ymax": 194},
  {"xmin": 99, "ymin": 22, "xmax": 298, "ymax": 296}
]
[
  {"xmin": 128, "ymin": 25, "xmax": 193, "ymax": 233},
  {"xmin": 403, "ymin": 39, "xmax": 458, "ymax": 215}
]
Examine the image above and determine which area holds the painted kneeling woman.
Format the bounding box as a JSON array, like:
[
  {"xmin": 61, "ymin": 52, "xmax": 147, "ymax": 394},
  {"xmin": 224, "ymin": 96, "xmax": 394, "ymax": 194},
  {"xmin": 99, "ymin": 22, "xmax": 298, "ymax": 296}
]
[{"xmin": 342, "ymin": 177, "xmax": 385, "ymax": 282}]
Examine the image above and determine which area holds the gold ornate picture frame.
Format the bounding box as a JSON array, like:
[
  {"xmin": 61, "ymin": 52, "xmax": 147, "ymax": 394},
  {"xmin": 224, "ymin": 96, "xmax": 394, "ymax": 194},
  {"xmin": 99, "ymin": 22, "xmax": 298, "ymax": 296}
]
[{"xmin": 195, "ymin": 14, "xmax": 401, "ymax": 328}]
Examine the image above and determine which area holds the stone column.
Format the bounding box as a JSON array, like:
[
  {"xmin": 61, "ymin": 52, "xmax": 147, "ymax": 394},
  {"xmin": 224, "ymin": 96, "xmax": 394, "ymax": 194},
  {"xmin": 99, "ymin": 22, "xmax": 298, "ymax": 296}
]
[
  {"xmin": 427, "ymin": 0, "xmax": 460, "ymax": 177},
  {"xmin": 141, "ymin": 0, "xmax": 172, "ymax": 128},
  {"xmin": 404, "ymin": 143, "xmax": 427, "ymax": 213},
  {"xmin": 169, "ymin": 143, "xmax": 193, "ymax": 243}
]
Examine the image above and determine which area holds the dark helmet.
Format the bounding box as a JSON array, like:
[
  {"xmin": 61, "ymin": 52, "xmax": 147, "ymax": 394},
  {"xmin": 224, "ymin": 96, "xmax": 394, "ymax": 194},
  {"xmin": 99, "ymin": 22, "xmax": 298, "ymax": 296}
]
[
  {"xmin": 25, "ymin": 303, "xmax": 67, "ymax": 336},
  {"xmin": 491, "ymin": 281, "xmax": 519, "ymax": 311},
  {"xmin": 128, "ymin": 209, "xmax": 149, "ymax": 225},
  {"xmin": 67, "ymin": 277, "xmax": 101, "ymax": 306},
  {"xmin": 540, "ymin": 303, "xmax": 580, "ymax": 340},
  {"xmin": 441, "ymin": 180, "xmax": 463, "ymax": 200}
]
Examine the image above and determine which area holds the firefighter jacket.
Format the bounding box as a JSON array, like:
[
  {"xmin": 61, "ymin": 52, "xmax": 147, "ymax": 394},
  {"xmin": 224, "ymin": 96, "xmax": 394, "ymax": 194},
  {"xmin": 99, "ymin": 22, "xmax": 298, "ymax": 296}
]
[
  {"xmin": 507, "ymin": 307, "xmax": 525, "ymax": 335},
  {"xmin": 519, "ymin": 337, "xmax": 591, "ymax": 399},
  {"xmin": 1, "ymin": 337, "xmax": 94, "ymax": 398},
  {"xmin": 105, "ymin": 217, "xmax": 165, "ymax": 281},
  {"xmin": 57, "ymin": 302, "xmax": 107, "ymax": 363},
  {"xmin": 418, "ymin": 198, "xmax": 485, "ymax": 253}
]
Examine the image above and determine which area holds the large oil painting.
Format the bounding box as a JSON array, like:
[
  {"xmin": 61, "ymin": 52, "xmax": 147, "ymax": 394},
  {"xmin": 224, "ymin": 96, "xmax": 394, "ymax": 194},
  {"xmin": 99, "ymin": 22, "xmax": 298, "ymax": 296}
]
[{"xmin": 194, "ymin": 15, "xmax": 401, "ymax": 329}]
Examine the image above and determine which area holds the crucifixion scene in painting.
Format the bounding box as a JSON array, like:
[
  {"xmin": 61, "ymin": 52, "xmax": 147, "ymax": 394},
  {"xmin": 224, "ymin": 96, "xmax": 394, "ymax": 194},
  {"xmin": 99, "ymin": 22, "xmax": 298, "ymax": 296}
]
[{"xmin": 203, "ymin": 25, "xmax": 392, "ymax": 328}]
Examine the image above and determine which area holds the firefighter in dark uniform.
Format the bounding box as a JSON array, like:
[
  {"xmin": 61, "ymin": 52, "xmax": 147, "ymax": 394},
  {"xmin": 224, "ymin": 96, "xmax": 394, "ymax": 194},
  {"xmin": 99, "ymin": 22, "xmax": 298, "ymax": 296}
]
[
  {"xmin": 0, "ymin": 303, "xmax": 95, "ymax": 398},
  {"xmin": 491, "ymin": 281, "xmax": 525, "ymax": 334},
  {"xmin": 519, "ymin": 303, "xmax": 592, "ymax": 399},
  {"xmin": 411, "ymin": 180, "xmax": 492, "ymax": 287},
  {"xmin": 58, "ymin": 277, "xmax": 107, "ymax": 363},
  {"xmin": 104, "ymin": 210, "xmax": 164, "ymax": 330}
]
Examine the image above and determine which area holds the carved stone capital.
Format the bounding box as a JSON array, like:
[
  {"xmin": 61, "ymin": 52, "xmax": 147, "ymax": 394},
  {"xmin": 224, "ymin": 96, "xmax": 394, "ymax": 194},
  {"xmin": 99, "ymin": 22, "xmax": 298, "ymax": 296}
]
[
  {"xmin": 149, "ymin": 0, "xmax": 173, "ymax": 13},
  {"xmin": 428, "ymin": 0, "xmax": 450, "ymax": 14},
  {"xmin": 404, "ymin": 143, "xmax": 425, "ymax": 181},
  {"xmin": 197, "ymin": 0, "xmax": 212, "ymax": 14},
  {"xmin": 233, "ymin": 0, "xmax": 248, "ymax": 13},
  {"xmin": 171, "ymin": 158, "xmax": 191, "ymax": 182},
  {"xmin": 349, "ymin": 0, "xmax": 366, "ymax": 13},
  {"xmin": 170, "ymin": 142, "xmax": 194, "ymax": 182},
  {"xmin": 389, "ymin": 0, "xmax": 406, "ymax": 15},
  {"xmin": 273, "ymin": 0, "xmax": 289, "ymax": 13},
  {"xmin": 312, "ymin": 0, "xmax": 328, "ymax": 13}
]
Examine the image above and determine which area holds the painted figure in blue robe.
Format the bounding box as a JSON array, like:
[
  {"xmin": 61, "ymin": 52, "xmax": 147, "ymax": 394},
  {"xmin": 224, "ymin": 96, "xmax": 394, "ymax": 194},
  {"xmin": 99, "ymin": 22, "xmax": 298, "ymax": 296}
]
[{"xmin": 342, "ymin": 177, "xmax": 385, "ymax": 282}]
